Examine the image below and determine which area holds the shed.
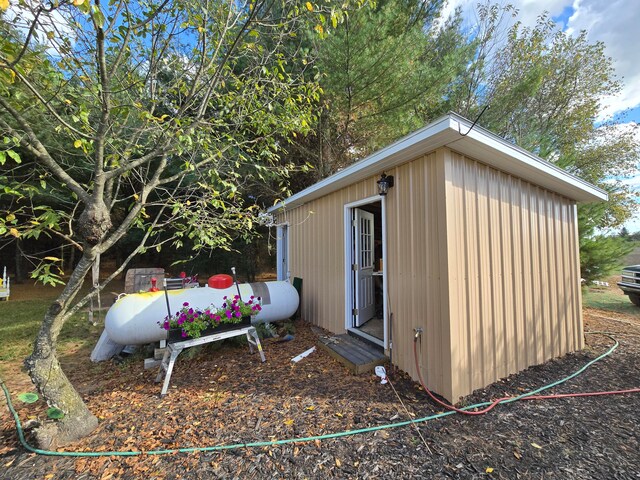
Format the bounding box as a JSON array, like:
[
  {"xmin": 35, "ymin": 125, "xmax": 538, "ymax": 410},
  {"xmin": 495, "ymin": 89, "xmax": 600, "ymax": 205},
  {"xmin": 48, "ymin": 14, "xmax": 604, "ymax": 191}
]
[{"xmin": 268, "ymin": 113, "xmax": 607, "ymax": 402}]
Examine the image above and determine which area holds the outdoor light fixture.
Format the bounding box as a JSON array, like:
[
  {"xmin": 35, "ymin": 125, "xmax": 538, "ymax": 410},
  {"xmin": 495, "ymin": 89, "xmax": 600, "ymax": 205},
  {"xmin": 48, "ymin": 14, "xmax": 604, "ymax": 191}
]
[{"xmin": 377, "ymin": 173, "xmax": 394, "ymax": 196}]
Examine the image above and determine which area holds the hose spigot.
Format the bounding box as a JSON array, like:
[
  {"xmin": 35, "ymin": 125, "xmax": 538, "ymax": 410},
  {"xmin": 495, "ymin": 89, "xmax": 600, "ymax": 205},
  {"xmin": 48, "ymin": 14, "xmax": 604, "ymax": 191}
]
[{"xmin": 414, "ymin": 327, "xmax": 423, "ymax": 339}]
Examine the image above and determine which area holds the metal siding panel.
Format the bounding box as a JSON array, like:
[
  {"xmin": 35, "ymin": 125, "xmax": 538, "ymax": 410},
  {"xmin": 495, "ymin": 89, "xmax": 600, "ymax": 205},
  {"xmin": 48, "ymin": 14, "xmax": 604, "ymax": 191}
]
[
  {"xmin": 390, "ymin": 151, "xmax": 450, "ymax": 398},
  {"xmin": 510, "ymin": 177, "xmax": 526, "ymax": 371},
  {"xmin": 499, "ymin": 173, "xmax": 513, "ymax": 377},
  {"xmin": 476, "ymin": 163, "xmax": 492, "ymax": 385},
  {"xmin": 520, "ymin": 184, "xmax": 534, "ymax": 367},
  {"xmin": 571, "ymin": 204, "xmax": 585, "ymax": 350},
  {"xmin": 444, "ymin": 150, "xmax": 465, "ymax": 400},
  {"xmin": 433, "ymin": 150, "xmax": 451, "ymax": 398},
  {"xmin": 531, "ymin": 187, "xmax": 544, "ymax": 364},
  {"xmin": 444, "ymin": 151, "xmax": 584, "ymax": 400},
  {"xmin": 489, "ymin": 168, "xmax": 504, "ymax": 380},
  {"xmin": 546, "ymin": 196, "xmax": 556, "ymax": 357}
]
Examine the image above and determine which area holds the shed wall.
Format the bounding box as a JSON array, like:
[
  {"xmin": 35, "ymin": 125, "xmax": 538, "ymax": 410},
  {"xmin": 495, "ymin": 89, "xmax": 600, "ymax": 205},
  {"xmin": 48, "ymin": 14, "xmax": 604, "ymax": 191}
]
[
  {"xmin": 442, "ymin": 149, "xmax": 584, "ymax": 401},
  {"xmin": 276, "ymin": 173, "xmax": 379, "ymax": 335},
  {"xmin": 278, "ymin": 151, "xmax": 451, "ymax": 396}
]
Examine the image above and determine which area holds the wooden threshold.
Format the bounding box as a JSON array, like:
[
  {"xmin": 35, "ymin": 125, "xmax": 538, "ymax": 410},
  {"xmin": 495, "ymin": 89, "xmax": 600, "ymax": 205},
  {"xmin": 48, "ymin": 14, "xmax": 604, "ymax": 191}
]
[{"xmin": 318, "ymin": 334, "xmax": 388, "ymax": 374}]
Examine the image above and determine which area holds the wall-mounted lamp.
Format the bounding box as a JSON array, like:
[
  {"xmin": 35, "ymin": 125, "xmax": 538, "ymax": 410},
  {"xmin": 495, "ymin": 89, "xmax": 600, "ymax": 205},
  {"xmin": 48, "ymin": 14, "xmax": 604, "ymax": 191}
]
[{"xmin": 377, "ymin": 173, "xmax": 394, "ymax": 196}]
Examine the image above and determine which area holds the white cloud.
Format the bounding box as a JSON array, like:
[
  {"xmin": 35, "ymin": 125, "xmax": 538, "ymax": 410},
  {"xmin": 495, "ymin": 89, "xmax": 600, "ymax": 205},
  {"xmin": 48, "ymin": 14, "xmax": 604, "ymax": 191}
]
[{"xmin": 566, "ymin": 0, "xmax": 640, "ymax": 119}]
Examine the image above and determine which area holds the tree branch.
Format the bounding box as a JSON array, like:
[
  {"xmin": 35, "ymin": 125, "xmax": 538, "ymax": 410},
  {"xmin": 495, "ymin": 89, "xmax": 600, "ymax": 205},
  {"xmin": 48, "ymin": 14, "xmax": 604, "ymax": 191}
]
[{"xmin": 0, "ymin": 101, "xmax": 90, "ymax": 203}]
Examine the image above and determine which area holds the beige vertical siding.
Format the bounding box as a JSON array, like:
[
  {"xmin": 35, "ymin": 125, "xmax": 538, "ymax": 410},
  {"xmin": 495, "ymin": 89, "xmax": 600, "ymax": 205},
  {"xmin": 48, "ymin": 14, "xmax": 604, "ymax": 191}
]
[
  {"xmin": 276, "ymin": 175, "xmax": 379, "ymax": 335},
  {"xmin": 386, "ymin": 151, "xmax": 450, "ymax": 396},
  {"xmin": 443, "ymin": 149, "xmax": 583, "ymax": 401},
  {"xmin": 278, "ymin": 146, "xmax": 584, "ymax": 403},
  {"xmin": 278, "ymin": 152, "xmax": 452, "ymax": 395}
]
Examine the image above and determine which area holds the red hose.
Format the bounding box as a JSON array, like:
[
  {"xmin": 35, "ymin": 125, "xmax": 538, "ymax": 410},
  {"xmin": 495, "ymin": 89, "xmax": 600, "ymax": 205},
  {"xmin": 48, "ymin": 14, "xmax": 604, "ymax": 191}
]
[{"xmin": 413, "ymin": 338, "xmax": 640, "ymax": 416}]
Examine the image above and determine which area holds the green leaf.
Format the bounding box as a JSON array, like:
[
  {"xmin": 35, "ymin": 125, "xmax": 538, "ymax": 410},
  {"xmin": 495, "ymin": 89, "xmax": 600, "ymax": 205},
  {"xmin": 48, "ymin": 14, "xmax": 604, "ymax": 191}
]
[
  {"xmin": 6, "ymin": 150, "xmax": 20, "ymax": 164},
  {"xmin": 18, "ymin": 392, "xmax": 39, "ymax": 404},
  {"xmin": 46, "ymin": 407, "xmax": 65, "ymax": 419}
]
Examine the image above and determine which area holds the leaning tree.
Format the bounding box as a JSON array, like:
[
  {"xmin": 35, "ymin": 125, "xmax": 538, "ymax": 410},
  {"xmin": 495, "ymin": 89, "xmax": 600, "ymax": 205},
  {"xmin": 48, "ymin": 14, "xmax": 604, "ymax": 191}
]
[{"xmin": 0, "ymin": 0, "xmax": 358, "ymax": 447}]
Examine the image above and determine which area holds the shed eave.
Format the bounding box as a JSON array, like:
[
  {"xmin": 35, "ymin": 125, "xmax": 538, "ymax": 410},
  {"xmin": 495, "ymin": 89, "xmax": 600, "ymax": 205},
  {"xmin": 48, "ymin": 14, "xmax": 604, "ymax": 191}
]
[
  {"xmin": 268, "ymin": 113, "xmax": 607, "ymax": 213},
  {"xmin": 445, "ymin": 116, "xmax": 608, "ymax": 203}
]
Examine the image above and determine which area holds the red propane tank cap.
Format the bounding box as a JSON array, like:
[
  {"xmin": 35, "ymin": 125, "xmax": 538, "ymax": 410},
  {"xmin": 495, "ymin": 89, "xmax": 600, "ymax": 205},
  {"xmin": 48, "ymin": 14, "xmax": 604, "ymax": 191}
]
[{"xmin": 208, "ymin": 274, "xmax": 233, "ymax": 289}]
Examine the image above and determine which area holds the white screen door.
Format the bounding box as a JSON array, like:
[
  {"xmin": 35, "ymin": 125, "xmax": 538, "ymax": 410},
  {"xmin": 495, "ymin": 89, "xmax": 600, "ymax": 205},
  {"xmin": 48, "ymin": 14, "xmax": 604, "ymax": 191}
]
[{"xmin": 354, "ymin": 209, "xmax": 375, "ymax": 326}]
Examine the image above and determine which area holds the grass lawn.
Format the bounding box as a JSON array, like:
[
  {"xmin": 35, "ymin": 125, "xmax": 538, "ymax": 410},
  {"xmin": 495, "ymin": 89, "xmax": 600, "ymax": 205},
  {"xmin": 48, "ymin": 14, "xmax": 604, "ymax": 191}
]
[
  {"xmin": 0, "ymin": 283, "xmax": 105, "ymax": 375},
  {"xmin": 581, "ymin": 275, "xmax": 640, "ymax": 316}
]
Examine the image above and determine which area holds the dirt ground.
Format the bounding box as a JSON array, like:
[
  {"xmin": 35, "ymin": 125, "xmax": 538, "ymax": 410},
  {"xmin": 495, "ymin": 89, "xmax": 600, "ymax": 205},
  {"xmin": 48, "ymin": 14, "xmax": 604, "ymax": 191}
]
[{"xmin": 0, "ymin": 294, "xmax": 639, "ymax": 479}]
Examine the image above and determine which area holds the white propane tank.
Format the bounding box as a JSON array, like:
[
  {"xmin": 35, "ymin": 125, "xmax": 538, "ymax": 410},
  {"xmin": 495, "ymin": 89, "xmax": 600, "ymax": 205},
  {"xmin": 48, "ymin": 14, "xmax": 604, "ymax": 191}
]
[{"xmin": 104, "ymin": 281, "xmax": 298, "ymax": 345}]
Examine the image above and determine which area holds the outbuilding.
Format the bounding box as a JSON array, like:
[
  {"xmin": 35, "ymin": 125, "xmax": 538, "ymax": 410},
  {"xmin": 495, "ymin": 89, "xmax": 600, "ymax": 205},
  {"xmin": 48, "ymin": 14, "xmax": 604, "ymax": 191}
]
[{"xmin": 268, "ymin": 113, "xmax": 607, "ymax": 402}]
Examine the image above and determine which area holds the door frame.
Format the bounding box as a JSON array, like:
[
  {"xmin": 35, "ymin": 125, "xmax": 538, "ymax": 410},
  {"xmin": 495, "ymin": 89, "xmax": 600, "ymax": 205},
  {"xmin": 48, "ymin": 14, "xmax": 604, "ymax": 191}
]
[
  {"xmin": 276, "ymin": 223, "xmax": 290, "ymax": 281},
  {"xmin": 344, "ymin": 195, "xmax": 388, "ymax": 349}
]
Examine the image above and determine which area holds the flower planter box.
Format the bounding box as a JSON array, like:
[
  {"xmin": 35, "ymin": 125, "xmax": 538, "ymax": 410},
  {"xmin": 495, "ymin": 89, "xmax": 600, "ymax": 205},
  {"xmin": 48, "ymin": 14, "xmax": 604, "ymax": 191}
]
[{"xmin": 167, "ymin": 316, "xmax": 252, "ymax": 343}]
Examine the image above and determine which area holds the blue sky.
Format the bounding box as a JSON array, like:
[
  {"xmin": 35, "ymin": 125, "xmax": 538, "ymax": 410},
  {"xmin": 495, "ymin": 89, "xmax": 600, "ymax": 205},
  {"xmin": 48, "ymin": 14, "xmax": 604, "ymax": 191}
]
[{"xmin": 442, "ymin": 0, "xmax": 640, "ymax": 233}]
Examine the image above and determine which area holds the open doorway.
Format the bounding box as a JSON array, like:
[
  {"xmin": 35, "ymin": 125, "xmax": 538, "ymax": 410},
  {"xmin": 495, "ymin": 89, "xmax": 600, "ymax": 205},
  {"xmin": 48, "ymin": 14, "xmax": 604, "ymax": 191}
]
[{"xmin": 345, "ymin": 198, "xmax": 386, "ymax": 348}]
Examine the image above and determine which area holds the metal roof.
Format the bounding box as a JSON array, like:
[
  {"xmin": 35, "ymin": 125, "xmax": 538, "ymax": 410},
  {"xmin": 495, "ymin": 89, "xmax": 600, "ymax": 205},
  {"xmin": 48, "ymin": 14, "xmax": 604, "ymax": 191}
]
[{"xmin": 268, "ymin": 113, "xmax": 608, "ymax": 212}]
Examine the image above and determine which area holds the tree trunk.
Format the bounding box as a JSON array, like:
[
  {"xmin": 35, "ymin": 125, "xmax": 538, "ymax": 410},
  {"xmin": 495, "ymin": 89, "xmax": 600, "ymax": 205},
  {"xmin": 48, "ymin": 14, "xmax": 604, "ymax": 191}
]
[
  {"xmin": 24, "ymin": 253, "xmax": 99, "ymax": 448},
  {"xmin": 14, "ymin": 238, "xmax": 25, "ymax": 283}
]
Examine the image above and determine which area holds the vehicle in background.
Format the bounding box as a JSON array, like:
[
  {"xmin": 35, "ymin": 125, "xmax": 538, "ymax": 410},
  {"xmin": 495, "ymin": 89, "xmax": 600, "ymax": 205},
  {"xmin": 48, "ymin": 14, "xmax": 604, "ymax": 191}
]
[{"xmin": 618, "ymin": 265, "xmax": 640, "ymax": 307}]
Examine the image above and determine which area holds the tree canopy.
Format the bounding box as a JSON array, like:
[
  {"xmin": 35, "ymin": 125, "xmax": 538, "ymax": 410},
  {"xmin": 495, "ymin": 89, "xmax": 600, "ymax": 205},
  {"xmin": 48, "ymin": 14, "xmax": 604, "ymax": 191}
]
[{"xmin": 0, "ymin": 0, "xmax": 363, "ymax": 447}]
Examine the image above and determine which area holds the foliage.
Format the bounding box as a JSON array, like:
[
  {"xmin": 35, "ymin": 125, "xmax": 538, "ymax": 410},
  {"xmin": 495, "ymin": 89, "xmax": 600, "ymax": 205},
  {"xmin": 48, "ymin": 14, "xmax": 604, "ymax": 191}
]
[
  {"xmin": 160, "ymin": 296, "xmax": 261, "ymax": 338},
  {"xmin": 46, "ymin": 407, "xmax": 65, "ymax": 420},
  {"xmin": 578, "ymin": 203, "xmax": 635, "ymax": 283},
  {"xmin": 276, "ymin": 0, "xmax": 471, "ymax": 189},
  {"xmin": 0, "ymin": 0, "xmax": 367, "ymax": 445},
  {"xmin": 422, "ymin": 4, "xmax": 639, "ymax": 230}
]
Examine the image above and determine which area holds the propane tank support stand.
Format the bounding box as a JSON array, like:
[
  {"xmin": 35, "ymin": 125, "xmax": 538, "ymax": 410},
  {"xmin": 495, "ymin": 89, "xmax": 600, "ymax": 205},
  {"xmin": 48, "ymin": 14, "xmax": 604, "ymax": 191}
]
[{"xmin": 155, "ymin": 326, "xmax": 266, "ymax": 396}]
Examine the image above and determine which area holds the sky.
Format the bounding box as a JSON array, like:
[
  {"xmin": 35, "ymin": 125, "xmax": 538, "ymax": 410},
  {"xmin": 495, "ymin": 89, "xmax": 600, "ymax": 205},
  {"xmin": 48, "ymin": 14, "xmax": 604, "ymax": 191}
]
[{"xmin": 441, "ymin": 0, "xmax": 640, "ymax": 233}]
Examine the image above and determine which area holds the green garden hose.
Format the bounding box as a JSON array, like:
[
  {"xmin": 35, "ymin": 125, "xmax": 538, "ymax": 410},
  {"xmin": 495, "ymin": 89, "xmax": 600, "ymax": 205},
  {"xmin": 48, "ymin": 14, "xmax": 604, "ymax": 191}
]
[{"xmin": 0, "ymin": 332, "xmax": 630, "ymax": 458}]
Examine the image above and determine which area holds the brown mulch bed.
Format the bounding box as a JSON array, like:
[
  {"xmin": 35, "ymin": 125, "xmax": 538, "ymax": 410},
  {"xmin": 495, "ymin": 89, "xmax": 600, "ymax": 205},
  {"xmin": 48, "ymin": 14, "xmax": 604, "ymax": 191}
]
[{"xmin": 1, "ymin": 310, "xmax": 639, "ymax": 479}]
